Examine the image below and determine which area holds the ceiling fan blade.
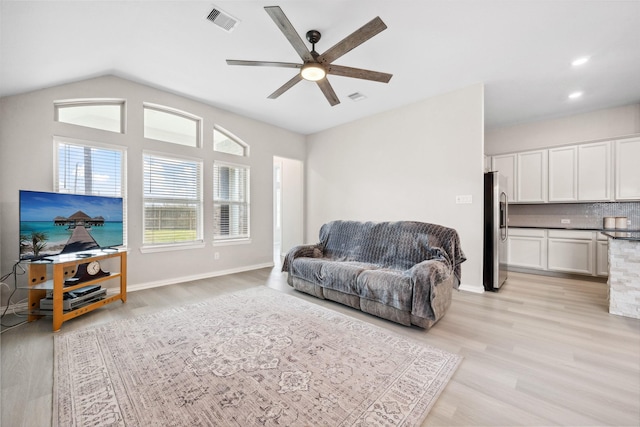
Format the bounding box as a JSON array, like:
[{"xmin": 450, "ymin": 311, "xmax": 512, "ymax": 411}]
[
  {"xmin": 316, "ymin": 79, "xmax": 340, "ymax": 106},
  {"xmin": 268, "ymin": 74, "xmax": 304, "ymax": 99},
  {"xmin": 318, "ymin": 17, "xmax": 387, "ymax": 64},
  {"xmin": 226, "ymin": 60, "xmax": 302, "ymax": 69},
  {"xmin": 327, "ymin": 64, "xmax": 392, "ymax": 83},
  {"xmin": 264, "ymin": 6, "xmax": 314, "ymax": 63}
]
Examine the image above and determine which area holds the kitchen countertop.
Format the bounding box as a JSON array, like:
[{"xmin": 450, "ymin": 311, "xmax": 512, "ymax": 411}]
[
  {"xmin": 601, "ymin": 231, "xmax": 640, "ymax": 241},
  {"xmin": 509, "ymin": 226, "xmax": 640, "ymax": 233}
]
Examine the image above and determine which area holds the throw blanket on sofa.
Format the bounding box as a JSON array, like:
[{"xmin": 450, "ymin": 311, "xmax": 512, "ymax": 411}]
[{"xmin": 282, "ymin": 220, "xmax": 466, "ymax": 326}]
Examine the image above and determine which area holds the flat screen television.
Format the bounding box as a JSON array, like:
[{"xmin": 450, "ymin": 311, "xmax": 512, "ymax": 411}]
[{"xmin": 19, "ymin": 190, "xmax": 124, "ymax": 260}]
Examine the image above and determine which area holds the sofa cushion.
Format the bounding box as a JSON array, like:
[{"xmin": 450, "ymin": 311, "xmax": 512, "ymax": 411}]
[
  {"xmin": 291, "ymin": 258, "xmax": 378, "ymax": 295},
  {"xmin": 356, "ymin": 269, "xmax": 413, "ymax": 311}
]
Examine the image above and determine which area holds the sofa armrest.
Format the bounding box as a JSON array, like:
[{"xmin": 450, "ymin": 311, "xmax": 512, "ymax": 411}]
[
  {"xmin": 409, "ymin": 259, "xmax": 455, "ymax": 321},
  {"xmin": 281, "ymin": 244, "xmax": 324, "ymax": 272}
]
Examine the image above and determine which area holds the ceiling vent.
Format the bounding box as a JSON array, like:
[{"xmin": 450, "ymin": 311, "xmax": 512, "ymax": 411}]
[
  {"xmin": 206, "ymin": 6, "xmax": 239, "ymax": 33},
  {"xmin": 348, "ymin": 92, "xmax": 367, "ymax": 102}
]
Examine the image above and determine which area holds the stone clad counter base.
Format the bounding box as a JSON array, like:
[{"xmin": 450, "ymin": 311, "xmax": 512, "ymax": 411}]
[{"xmin": 607, "ymin": 238, "xmax": 640, "ymax": 319}]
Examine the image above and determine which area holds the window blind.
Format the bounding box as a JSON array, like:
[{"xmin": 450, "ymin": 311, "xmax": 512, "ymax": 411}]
[
  {"xmin": 143, "ymin": 153, "xmax": 202, "ymax": 245},
  {"xmin": 213, "ymin": 162, "xmax": 249, "ymax": 240}
]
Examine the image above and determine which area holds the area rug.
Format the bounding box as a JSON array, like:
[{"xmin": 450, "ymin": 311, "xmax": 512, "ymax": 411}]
[{"xmin": 54, "ymin": 286, "xmax": 461, "ymax": 426}]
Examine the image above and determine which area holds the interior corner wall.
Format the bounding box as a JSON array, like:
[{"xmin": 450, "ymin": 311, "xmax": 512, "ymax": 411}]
[
  {"xmin": 485, "ymin": 103, "xmax": 640, "ymax": 154},
  {"xmin": 305, "ymin": 83, "xmax": 485, "ymax": 289},
  {"xmin": 0, "ymin": 75, "xmax": 306, "ymax": 305}
]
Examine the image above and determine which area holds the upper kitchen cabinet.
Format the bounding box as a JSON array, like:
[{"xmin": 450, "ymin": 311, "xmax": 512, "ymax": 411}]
[
  {"xmin": 615, "ymin": 137, "xmax": 640, "ymax": 200},
  {"xmin": 548, "ymin": 146, "xmax": 578, "ymax": 201},
  {"xmin": 517, "ymin": 150, "xmax": 547, "ymax": 202},
  {"xmin": 578, "ymin": 141, "xmax": 612, "ymax": 201},
  {"xmin": 491, "ymin": 154, "xmax": 516, "ymax": 201},
  {"xmin": 549, "ymin": 142, "xmax": 612, "ymax": 202}
]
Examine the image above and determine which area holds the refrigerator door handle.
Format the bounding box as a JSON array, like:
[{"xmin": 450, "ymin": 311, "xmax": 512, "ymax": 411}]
[{"xmin": 500, "ymin": 191, "xmax": 508, "ymax": 242}]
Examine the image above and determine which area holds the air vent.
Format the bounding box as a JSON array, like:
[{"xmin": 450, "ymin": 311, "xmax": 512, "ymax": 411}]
[
  {"xmin": 206, "ymin": 6, "xmax": 239, "ymax": 33},
  {"xmin": 348, "ymin": 92, "xmax": 367, "ymax": 102}
]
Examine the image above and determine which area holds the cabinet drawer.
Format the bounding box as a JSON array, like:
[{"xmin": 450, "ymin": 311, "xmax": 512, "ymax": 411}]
[
  {"xmin": 509, "ymin": 228, "xmax": 546, "ymax": 238},
  {"xmin": 547, "ymin": 229, "xmax": 593, "ymax": 240}
]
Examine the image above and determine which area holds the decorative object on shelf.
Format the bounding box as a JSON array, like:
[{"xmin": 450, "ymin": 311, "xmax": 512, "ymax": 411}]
[{"xmin": 64, "ymin": 260, "xmax": 110, "ymax": 286}]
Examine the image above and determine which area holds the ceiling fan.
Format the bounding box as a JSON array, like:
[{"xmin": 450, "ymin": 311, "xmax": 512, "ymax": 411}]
[{"xmin": 226, "ymin": 6, "xmax": 393, "ymax": 106}]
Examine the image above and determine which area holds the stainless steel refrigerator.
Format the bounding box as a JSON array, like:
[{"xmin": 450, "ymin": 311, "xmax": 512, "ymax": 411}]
[{"xmin": 483, "ymin": 171, "xmax": 509, "ymax": 291}]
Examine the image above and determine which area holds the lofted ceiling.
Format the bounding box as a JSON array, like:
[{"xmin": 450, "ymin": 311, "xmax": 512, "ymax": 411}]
[{"xmin": 1, "ymin": 1, "xmax": 639, "ymax": 135}]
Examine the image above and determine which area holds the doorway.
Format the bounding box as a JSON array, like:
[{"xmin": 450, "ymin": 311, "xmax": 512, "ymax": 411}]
[{"xmin": 273, "ymin": 157, "xmax": 304, "ymax": 264}]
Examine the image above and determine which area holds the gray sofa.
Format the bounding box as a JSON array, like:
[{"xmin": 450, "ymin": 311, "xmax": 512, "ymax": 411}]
[{"xmin": 282, "ymin": 220, "xmax": 466, "ymax": 328}]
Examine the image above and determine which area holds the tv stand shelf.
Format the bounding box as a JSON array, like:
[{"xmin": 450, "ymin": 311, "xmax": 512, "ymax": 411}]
[{"xmin": 24, "ymin": 250, "xmax": 127, "ymax": 331}]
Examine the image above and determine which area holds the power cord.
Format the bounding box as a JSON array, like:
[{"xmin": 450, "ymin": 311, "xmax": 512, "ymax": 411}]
[{"xmin": 1, "ymin": 261, "xmax": 28, "ymax": 331}]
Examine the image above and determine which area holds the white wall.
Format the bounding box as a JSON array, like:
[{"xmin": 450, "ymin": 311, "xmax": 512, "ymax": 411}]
[
  {"xmin": 0, "ymin": 76, "xmax": 305, "ymax": 301},
  {"xmin": 306, "ymin": 84, "xmax": 485, "ymax": 289},
  {"xmin": 485, "ymin": 103, "xmax": 640, "ymax": 154}
]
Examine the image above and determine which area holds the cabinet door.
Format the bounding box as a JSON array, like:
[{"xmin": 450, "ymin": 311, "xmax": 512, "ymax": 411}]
[
  {"xmin": 508, "ymin": 229, "xmax": 547, "ymax": 270},
  {"xmin": 517, "ymin": 150, "xmax": 547, "ymax": 202},
  {"xmin": 549, "ymin": 146, "xmax": 578, "ymax": 201},
  {"xmin": 492, "ymin": 154, "xmax": 516, "ymax": 201},
  {"xmin": 578, "ymin": 141, "xmax": 612, "ymax": 201},
  {"xmin": 615, "ymin": 137, "xmax": 640, "ymax": 200},
  {"xmin": 596, "ymin": 240, "xmax": 609, "ymax": 277},
  {"xmin": 547, "ymin": 238, "xmax": 594, "ymax": 275}
]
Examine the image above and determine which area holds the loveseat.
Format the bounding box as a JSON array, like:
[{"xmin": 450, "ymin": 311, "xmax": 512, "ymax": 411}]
[{"xmin": 282, "ymin": 220, "xmax": 466, "ymax": 328}]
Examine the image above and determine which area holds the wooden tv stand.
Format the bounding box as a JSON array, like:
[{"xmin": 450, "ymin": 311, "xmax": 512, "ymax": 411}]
[{"xmin": 25, "ymin": 250, "xmax": 127, "ymax": 331}]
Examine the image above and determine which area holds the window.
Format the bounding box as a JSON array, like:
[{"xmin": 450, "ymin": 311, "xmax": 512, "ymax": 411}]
[
  {"xmin": 143, "ymin": 103, "xmax": 201, "ymax": 147},
  {"xmin": 213, "ymin": 162, "xmax": 249, "ymax": 241},
  {"xmin": 55, "ymin": 138, "xmax": 125, "ymax": 197},
  {"xmin": 55, "ymin": 99, "xmax": 125, "ymax": 133},
  {"xmin": 54, "ymin": 137, "xmax": 127, "ymax": 245},
  {"xmin": 143, "ymin": 153, "xmax": 202, "ymax": 245},
  {"xmin": 214, "ymin": 126, "xmax": 249, "ymax": 156}
]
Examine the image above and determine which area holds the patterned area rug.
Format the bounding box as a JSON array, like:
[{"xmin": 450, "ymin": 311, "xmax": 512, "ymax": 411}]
[{"xmin": 54, "ymin": 287, "xmax": 461, "ymax": 426}]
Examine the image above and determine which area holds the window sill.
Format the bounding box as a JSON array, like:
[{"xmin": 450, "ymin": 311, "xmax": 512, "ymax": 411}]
[
  {"xmin": 140, "ymin": 241, "xmax": 205, "ymax": 254},
  {"xmin": 213, "ymin": 238, "xmax": 251, "ymax": 247}
]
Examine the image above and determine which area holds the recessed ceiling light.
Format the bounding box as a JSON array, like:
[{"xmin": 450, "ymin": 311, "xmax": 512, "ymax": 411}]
[
  {"xmin": 571, "ymin": 56, "xmax": 590, "ymax": 67},
  {"xmin": 568, "ymin": 91, "xmax": 583, "ymax": 99}
]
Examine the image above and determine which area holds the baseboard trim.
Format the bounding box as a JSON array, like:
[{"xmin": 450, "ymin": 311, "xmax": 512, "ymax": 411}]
[{"xmin": 127, "ymin": 262, "xmax": 275, "ymax": 293}]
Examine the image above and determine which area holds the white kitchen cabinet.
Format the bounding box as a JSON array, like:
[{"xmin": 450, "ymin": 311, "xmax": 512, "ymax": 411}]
[
  {"xmin": 615, "ymin": 137, "xmax": 640, "ymax": 200},
  {"xmin": 548, "ymin": 146, "xmax": 578, "ymax": 201},
  {"xmin": 596, "ymin": 236, "xmax": 609, "ymax": 277},
  {"xmin": 508, "ymin": 228, "xmax": 547, "ymax": 270},
  {"xmin": 578, "ymin": 141, "xmax": 612, "ymax": 201},
  {"xmin": 547, "ymin": 230, "xmax": 594, "ymax": 275},
  {"xmin": 492, "ymin": 154, "xmax": 516, "ymax": 201},
  {"xmin": 517, "ymin": 150, "xmax": 547, "ymax": 202}
]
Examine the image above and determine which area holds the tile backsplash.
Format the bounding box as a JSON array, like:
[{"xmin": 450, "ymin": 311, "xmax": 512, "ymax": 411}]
[{"xmin": 508, "ymin": 202, "xmax": 640, "ymax": 230}]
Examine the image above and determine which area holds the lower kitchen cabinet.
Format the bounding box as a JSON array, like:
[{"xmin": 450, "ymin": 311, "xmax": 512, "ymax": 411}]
[
  {"xmin": 508, "ymin": 228, "xmax": 547, "ymax": 270},
  {"xmin": 547, "ymin": 230, "xmax": 593, "ymax": 275},
  {"xmin": 596, "ymin": 234, "xmax": 609, "ymax": 277},
  {"xmin": 508, "ymin": 228, "xmax": 608, "ymax": 277}
]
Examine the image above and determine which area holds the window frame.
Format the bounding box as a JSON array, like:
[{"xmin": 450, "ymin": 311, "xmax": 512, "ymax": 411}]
[
  {"xmin": 143, "ymin": 102, "xmax": 202, "ymax": 148},
  {"xmin": 213, "ymin": 160, "xmax": 250, "ymax": 243},
  {"xmin": 213, "ymin": 125, "xmax": 250, "ymax": 157},
  {"xmin": 141, "ymin": 150, "xmax": 204, "ymax": 251},
  {"xmin": 54, "ymin": 98, "xmax": 126, "ymax": 134}
]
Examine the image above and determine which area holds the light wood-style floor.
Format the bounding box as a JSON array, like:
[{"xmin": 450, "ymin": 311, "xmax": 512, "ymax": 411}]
[{"xmin": 2, "ymin": 267, "xmax": 639, "ymax": 426}]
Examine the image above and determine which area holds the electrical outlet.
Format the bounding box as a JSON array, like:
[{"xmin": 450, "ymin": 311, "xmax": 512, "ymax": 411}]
[
  {"xmin": 561, "ymin": 219, "xmax": 571, "ymax": 224},
  {"xmin": 214, "ymin": 252, "xmax": 220, "ymax": 260},
  {"xmin": 455, "ymin": 195, "xmax": 473, "ymax": 204}
]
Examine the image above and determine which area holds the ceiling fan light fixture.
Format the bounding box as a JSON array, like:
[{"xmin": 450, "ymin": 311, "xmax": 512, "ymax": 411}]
[{"xmin": 300, "ymin": 63, "xmax": 326, "ymax": 81}]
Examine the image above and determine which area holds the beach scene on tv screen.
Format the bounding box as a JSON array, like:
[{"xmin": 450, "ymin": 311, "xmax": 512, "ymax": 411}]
[{"xmin": 20, "ymin": 191, "xmax": 123, "ymax": 259}]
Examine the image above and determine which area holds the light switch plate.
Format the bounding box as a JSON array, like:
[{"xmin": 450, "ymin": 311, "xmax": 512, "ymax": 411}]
[{"xmin": 456, "ymin": 195, "xmax": 473, "ymax": 204}]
